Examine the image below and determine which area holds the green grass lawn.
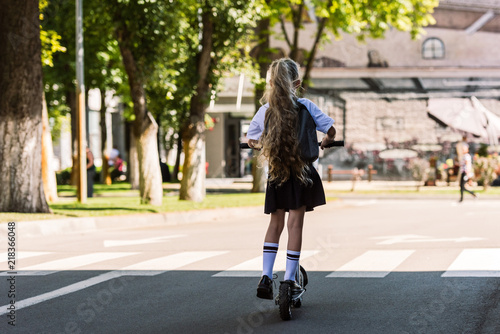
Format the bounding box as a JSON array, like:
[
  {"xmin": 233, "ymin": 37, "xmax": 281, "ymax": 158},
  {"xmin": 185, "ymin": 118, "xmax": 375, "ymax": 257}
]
[{"xmin": 0, "ymin": 185, "xmax": 266, "ymax": 222}]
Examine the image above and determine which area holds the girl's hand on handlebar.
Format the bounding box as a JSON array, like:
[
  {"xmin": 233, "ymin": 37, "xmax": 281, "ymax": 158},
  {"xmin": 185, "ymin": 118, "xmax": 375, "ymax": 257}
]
[
  {"xmin": 320, "ymin": 126, "xmax": 337, "ymax": 150},
  {"xmin": 248, "ymin": 139, "xmax": 262, "ymax": 150},
  {"xmin": 320, "ymin": 136, "xmax": 335, "ymax": 150}
]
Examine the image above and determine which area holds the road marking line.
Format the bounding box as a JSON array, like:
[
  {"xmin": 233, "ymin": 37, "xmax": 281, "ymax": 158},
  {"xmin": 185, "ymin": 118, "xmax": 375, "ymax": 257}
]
[
  {"xmin": 0, "ymin": 271, "xmax": 123, "ymax": 316},
  {"xmin": 0, "ymin": 271, "xmax": 58, "ymax": 277},
  {"xmin": 212, "ymin": 250, "xmax": 319, "ymax": 277},
  {"xmin": 104, "ymin": 234, "xmax": 186, "ymax": 247},
  {"xmin": 442, "ymin": 248, "xmax": 500, "ymax": 277},
  {"xmin": 0, "ymin": 251, "xmax": 228, "ymax": 314},
  {"xmin": 0, "ymin": 251, "xmax": 52, "ymax": 270},
  {"xmin": 120, "ymin": 251, "xmax": 227, "ymax": 272},
  {"xmin": 0, "ymin": 251, "xmax": 51, "ymax": 261},
  {"xmin": 13, "ymin": 252, "xmax": 138, "ymax": 272},
  {"xmin": 373, "ymin": 234, "xmax": 484, "ymax": 245},
  {"xmin": 326, "ymin": 250, "xmax": 415, "ymax": 278}
]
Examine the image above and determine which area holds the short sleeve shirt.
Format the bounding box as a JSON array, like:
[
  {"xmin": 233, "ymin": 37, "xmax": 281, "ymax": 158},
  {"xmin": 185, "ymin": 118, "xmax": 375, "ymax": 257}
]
[{"xmin": 246, "ymin": 98, "xmax": 335, "ymax": 140}]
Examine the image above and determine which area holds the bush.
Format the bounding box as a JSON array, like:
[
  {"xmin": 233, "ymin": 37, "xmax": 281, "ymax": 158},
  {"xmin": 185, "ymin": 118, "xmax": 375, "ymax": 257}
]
[{"xmin": 56, "ymin": 167, "xmax": 72, "ymax": 185}]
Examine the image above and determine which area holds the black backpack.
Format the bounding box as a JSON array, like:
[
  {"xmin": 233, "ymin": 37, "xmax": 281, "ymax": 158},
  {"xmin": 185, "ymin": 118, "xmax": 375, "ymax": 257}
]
[{"xmin": 296, "ymin": 101, "xmax": 319, "ymax": 162}]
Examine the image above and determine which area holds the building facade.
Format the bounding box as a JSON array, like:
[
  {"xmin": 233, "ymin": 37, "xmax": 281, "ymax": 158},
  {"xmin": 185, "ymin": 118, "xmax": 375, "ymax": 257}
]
[{"xmin": 206, "ymin": 0, "xmax": 500, "ymax": 180}]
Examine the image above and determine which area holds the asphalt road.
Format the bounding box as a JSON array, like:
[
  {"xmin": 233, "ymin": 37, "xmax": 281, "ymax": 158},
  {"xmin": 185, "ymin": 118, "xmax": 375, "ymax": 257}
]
[{"xmin": 1, "ymin": 198, "xmax": 499, "ymax": 334}]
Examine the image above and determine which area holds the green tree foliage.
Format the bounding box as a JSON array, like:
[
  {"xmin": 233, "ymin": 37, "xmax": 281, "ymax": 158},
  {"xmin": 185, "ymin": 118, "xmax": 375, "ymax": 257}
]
[
  {"xmin": 40, "ymin": 0, "xmax": 66, "ymax": 67},
  {"xmin": 254, "ymin": 0, "xmax": 438, "ymax": 89},
  {"xmin": 40, "ymin": 0, "xmax": 69, "ymax": 142},
  {"xmin": 178, "ymin": 0, "xmax": 258, "ymax": 201},
  {"xmin": 248, "ymin": 0, "xmax": 438, "ymax": 192}
]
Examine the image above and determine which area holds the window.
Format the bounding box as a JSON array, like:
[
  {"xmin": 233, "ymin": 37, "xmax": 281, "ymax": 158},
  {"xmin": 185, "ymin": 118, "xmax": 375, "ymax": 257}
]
[{"xmin": 422, "ymin": 38, "xmax": 445, "ymax": 59}]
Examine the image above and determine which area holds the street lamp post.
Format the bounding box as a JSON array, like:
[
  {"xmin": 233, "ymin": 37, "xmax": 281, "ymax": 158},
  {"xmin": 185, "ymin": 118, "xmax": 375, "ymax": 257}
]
[{"xmin": 76, "ymin": 0, "xmax": 87, "ymax": 203}]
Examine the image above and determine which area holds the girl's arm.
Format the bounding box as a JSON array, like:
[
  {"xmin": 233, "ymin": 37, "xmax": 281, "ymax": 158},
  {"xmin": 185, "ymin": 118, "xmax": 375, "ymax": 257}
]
[
  {"xmin": 298, "ymin": 98, "xmax": 335, "ymax": 134},
  {"xmin": 246, "ymin": 104, "xmax": 268, "ymax": 148}
]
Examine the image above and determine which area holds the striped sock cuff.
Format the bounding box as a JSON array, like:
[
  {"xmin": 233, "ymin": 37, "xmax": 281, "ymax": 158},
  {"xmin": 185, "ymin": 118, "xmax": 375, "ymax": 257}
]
[
  {"xmin": 263, "ymin": 242, "xmax": 279, "ymax": 253},
  {"xmin": 287, "ymin": 250, "xmax": 301, "ymax": 260}
]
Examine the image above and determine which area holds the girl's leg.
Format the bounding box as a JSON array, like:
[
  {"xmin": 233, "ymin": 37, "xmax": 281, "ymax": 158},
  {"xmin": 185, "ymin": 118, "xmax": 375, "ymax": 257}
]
[
  {"xmin": 264, "ymin": 209, "xmax": 286, "ymax": 243},
  {"xmin": 262, "ymin": 209, "xmax": 285, "ymax": 278},
  {"xmin": 284, "ymin": 206, "xmax": 306, "ymax": 281},
  {"xmin": 459, "ymin": 173, "xmax": 465, "ymax": 201}
]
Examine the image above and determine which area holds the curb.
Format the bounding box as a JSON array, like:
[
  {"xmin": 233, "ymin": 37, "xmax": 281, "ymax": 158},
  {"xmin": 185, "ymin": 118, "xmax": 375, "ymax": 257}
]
[{"xmin": 1, "ymin": 206, "xmax": 264, "ymax": 238}]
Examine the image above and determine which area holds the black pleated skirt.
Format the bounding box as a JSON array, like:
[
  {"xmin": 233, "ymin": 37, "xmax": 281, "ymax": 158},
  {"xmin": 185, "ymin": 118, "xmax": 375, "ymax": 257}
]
[{"xmin": 264, "ymin": 165, "xmax": 326, "ymax": 214}]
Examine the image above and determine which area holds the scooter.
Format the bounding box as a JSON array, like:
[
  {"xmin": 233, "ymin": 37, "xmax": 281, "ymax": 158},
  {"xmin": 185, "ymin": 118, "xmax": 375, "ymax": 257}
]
[{"xmin": 240, "ymin": 139, "xmax": 344, "ymax": 320}]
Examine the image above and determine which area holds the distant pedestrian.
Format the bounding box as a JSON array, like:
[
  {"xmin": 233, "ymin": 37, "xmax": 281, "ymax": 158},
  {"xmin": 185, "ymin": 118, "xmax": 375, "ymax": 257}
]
[
  {"xmin": 86, "ymin": 147, "xmax": 95, "ymax": 198},
  {"xmin": 246, "ymin": 58, "xmax": 336, "ymax": 300},
  {"xmin": 108, "ymin": 145, "xmax": 119, "ymax": 167},
  {"xmin": 110, "ymin": 154, "xmax": 125, "ymax": 182},
  {"xmin": 456, "ymin": 135, "xmax": 468, "ymax": 163},
  {"xmin": 458, "ymin": 144, "xmax": 476, "ymax": 202}
]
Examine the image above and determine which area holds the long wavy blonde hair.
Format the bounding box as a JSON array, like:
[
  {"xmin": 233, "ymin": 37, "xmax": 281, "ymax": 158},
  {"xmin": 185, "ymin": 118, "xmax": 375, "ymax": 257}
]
[{"xmin": 259, "ymin": 58, "xmax": 312, "ymax": 186}]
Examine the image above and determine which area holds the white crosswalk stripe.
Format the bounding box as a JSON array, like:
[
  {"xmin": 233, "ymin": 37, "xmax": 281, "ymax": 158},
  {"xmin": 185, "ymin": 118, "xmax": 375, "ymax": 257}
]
[
  {"xmin": 442, "ymin": 248, "xmax": 500, "ymax": 277},
  {"xmin": 1, "ymin": 248, "xmax": 500, "ymax": 279},
  {"xmin": 326, "ymin": 250, "xmax": 416, "ymax": 278},
  {"xmin": 0, "ymin": 252, "xmax": 137, "ymax": 276},
  {"xmin": 212, "ymin": 250, "xmax": 320, "ymax": 277},
  {"xmin": 0, "ymin": 251, "xmax": 52, "ymax": 275},
  {"xmin": 119, "ymin": 251, "xmax": 228, "ymax": 276},
  {"xmin": 0, "ymin": 251, "xmax": 52, "ymax": 270}
]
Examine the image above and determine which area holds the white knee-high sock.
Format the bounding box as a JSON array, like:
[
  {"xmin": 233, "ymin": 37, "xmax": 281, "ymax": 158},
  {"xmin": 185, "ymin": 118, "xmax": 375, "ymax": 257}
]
[
  {"xmin": 284, "ymin": 250, "xmax": 301, "ymax": 281},
  {"xmin": 262, "ymin": 242, "xmax": 279, "ymax": 278}
]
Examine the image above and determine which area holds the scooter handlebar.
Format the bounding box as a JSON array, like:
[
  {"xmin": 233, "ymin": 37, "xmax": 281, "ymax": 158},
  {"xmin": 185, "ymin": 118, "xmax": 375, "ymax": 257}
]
[{"xmin": 239, "ymin": 140, "xmax": 344, "ymax": 149}]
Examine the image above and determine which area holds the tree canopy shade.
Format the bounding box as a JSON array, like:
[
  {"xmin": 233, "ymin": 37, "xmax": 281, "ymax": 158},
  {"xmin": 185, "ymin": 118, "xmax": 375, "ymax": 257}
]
[
  {"xmin": 273, "ymin": 0, "xmax": 438, "ymax": 88},
  {"xmin": 40, "ymin": 0, "xmax": 67, "ymax": 204},
  {"xmin": 248, "ymin": 0, "xmax": 438, "ymax": 191},
  {"xmin": 102, "ymin": 0, "xmax": 193, "ymax": 205},
  {"xmin": 0, "ymin": 1, "xmax": 50, "ymax": 213},
  {"xmin": 178, "ymin": 0, "xmax": 257, "ymax": 201}
]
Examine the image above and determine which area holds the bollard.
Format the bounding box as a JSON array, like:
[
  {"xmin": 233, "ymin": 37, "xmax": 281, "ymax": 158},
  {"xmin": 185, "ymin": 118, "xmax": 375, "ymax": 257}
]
[
  {"xmin": 368, "ymin": 164, "xmax": 373, "ymax": 182},
  {"xmin": 328, "ymin": 165, "xmax": 333, "ymax": 182}
]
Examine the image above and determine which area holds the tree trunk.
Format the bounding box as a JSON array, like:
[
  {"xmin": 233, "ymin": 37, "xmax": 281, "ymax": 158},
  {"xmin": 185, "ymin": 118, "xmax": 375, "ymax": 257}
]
[
  {"xmin": 173, "ymin": 132, "xmax": 182, "ymax": 182},
  {"xmin": 42, "ymin": 92, "xmax": 58, "ymax": 202},
  {"xmin": 128, "ymin": 130, "xmax": 140, "ymax": 190},
  {"xmin": 179, "ymin": 7, "xmax": 213, "ymax": 201},
  {"xmin": 99, "ymin": 91, "xmax": 112, "ymax": 185},
  {"xmin": 69, "ymin": 89, "xmax": 79, "ymax": 186},
  {"xmin": 0, "ymin": 1, "xmax": 50, "ymax": 213},
  {"xmin": 117, "ymin": 38, "xmax": 162, "ymax": 205},
  {"xmin": 136, "ymin": 112, "xmax": 163, "ymax": 205},
  {"xmin": 288, "ymin": 3, "xmax": 304, "ymax": 60},
  {"xmin": 251, "ymin": 15, "xmax": 271, "ymax": 193},
  {"xmin": 301, "ymin": 17, "xmax": 328, "ymax": 90},
  {"xmin": 180, "ymin": 119, "xmax": 206, "ymax": 202}
]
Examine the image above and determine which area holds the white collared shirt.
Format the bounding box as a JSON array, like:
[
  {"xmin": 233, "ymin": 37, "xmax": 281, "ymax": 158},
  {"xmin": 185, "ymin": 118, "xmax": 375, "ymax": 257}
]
[{"xmin": 246, "ymin": 98, "xmax": 335, "ymax": 140}]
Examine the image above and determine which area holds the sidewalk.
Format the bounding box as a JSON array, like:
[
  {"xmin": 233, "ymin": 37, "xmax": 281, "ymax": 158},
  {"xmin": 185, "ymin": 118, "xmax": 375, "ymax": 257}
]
[
  {"xmin": 1, "ymin": 205, "xmax": 265, "ymax": 238},
  {"xmin": 2, "ymin": 179, "xmax": 498, "ymax": 237}
]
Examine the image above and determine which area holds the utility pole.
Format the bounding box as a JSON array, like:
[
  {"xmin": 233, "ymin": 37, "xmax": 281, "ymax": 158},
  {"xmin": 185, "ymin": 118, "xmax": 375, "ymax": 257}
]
[{"xmin": 76, "ymin": 0, "xmax": 87, "ymax": 203}]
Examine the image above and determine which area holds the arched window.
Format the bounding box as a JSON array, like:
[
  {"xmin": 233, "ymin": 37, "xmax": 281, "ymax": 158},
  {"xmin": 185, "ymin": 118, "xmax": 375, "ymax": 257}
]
[{"xmin": 422, "ymin": 37, "xmax": 445, "ymax": 59}]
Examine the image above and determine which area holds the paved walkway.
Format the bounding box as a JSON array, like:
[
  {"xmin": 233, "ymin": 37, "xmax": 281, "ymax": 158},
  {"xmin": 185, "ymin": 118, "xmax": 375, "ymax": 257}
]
[{"xmin": 3, "ymin": 179, "xmax": 498, "ymax": 238}]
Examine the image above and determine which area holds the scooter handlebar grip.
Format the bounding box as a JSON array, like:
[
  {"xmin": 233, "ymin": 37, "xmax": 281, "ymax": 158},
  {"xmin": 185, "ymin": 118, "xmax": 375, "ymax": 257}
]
[{"xmin": 239, "ymin": 140, "xmax": 344, "ymax": 149}]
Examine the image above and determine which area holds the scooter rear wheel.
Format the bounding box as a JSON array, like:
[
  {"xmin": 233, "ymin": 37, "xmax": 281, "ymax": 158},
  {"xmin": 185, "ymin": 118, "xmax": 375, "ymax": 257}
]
[{"xmin": 298, "ymin": 265, "xmax": 308, "ymax": 288}]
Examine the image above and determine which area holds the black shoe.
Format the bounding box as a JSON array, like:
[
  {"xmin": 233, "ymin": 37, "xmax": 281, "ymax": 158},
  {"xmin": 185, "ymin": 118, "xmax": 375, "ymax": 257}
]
[
  {"xmin": 282, "ymin": 280, "xmax": 305, "ymax": 299},
  {"xmin": 257, "ymin": 275, "xmax": 273, "ymax": 300}
]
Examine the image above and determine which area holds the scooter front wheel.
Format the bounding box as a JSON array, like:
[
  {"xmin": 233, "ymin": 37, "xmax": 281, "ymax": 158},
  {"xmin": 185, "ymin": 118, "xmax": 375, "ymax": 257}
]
[{"xmin": 278, "ymin": 282, "xmax": 292, "ymax": 320}]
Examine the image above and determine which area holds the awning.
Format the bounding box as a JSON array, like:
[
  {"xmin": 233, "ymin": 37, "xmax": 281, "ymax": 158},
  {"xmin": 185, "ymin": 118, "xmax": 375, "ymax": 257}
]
[
  {"xmin": 471, "ymin": 97, "xmax": 500, "ymax": 145},
  {"xmin": 427, "ymin": 97, "xmax": 500, "ymax": 144}
]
